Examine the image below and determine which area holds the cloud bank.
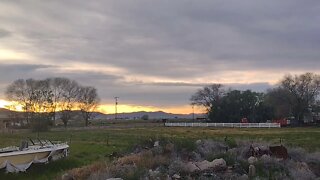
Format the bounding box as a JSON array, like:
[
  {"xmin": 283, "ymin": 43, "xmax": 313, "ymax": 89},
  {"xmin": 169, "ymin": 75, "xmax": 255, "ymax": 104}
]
[{"xmin": 0, "ymin": 0, "xmax": 319, "ymax": 110}]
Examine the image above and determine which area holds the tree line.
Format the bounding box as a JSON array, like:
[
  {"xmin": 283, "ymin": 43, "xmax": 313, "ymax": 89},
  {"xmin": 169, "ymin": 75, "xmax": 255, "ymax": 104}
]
[
  {"xmin": 5, "ymin": 77, "xmax": 100, "ymax": 130},
  {"xmin": 191, "ymin": 72, "xmax": 320, "ymax": 124}
]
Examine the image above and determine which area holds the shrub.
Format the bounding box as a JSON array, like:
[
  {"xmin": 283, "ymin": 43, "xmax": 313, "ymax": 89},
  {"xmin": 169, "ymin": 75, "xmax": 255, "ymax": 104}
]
[
  {"xmin": 288, "ymin": 147, "xmax": 306, "ymax": 161},
  {"xmin": 31, "ymin": 116, "xmax": 52, "ymax": 132},
  {"xmin": 173, "ymin": 138, "xmax": 197, "ymax": 152},
  {"xmin": 225, "ymin": 137, "xmax": 237, "ymax": 149},
  {"xmin": 196, "ymin": 140, "xmax": 226, "ymax": 157}
]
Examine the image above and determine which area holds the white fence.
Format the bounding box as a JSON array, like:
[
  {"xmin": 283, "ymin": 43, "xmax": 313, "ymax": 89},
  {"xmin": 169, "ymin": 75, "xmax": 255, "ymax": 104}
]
[{"xmin": 165, "ymin": 122, "xmax": 281, "ymax": 128}]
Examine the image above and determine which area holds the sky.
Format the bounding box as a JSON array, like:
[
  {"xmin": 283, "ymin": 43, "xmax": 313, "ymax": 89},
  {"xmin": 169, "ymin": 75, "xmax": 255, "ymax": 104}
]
[{"xmin": 0, "ymin": 0, "xmax": 319, "ymax": 114}]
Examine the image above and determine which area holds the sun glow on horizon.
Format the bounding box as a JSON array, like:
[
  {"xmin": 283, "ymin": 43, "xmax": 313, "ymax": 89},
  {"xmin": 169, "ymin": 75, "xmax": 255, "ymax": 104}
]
[
  {"xmin": 0, "ymin": 99, "xmax": 8, "ymax": 108},
  {"xmin": 97, "ymin": 104, "xmax": 205, "ymax": 115},
  {"xmin": 0, "ymin": 99, "xmax": 204, "ymax": 114}
]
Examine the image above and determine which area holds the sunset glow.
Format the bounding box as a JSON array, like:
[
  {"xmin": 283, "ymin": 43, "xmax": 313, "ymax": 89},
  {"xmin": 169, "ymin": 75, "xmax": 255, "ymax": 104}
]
[
  {"xmin": 97, "ymin": 104, "xmax": 204, "ymax": 114},
  {"xmin": 0, "ymin": 99, "xmax": 203, "ymax": 114},
  {"xmin": 0, "ymin": 99, "xmax": 8, "ymax": 108},
  {"xmin": 0, "ymin": 49, "xmax": 32, "ymax": 61}
]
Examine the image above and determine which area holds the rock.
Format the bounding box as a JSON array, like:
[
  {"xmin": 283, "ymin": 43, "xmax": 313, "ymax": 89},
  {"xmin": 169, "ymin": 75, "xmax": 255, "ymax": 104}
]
[
  {"xmin": 154, "ymin": 141, "xmax": 160, "ymax": 147},
  {"xmin": 106, "ymin": 178, "xmax": 123, "ymax": 180},
  {"xmin": 148, "ymin": 169, "xmax": 160, "ymax": 177},
  {"xmin": 196, "ymin": 139, "xmax": 202, "ymax": 145},
  {"xmin": 183, "ymin": 162, "xmax": 200, "ymax": 173},
  {"xmin": 195, "ymin": 158, "xmax": 227, "ymax": 171},
  {"xmin": 172, "ymin": 174, "xmax": 181, "ymax": 179},
  {"xmin": 211, "ymin": 158, "xmax": 227, "ymax": 171},
  {"xmin": 238, "ymin": 174, "xmax": 249, "ymax": 180},
  {"xmin": 287, "ymin": 161, "xmax": 317, "ymax": 180},
  {"xmin": 196, "ymin": 160, "xmax": 211, "ymax": 171},
  {"xmin": 61, "ymin": 173, "xmax": 74, "ymax": 180},
  {"xmin": 191, "ymin": 151, "xmax": 202, "ymax": 161},
  {"xmin": 248, "ymin": 165, "xmax": 256, "ymax": 177},
  {"xmin": 248, "ymin": 156, "xmax": 258, "ymax": 164},
  {"xmin": 260, "ymin": 154, "xmax": 271, "ymax": 163}
]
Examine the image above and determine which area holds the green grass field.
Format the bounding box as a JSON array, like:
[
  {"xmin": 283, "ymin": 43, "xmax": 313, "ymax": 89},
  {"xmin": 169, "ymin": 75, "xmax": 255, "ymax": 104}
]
[{"xmin": 0, "ymin": 125, "xmax": 319, "ymax": 180}]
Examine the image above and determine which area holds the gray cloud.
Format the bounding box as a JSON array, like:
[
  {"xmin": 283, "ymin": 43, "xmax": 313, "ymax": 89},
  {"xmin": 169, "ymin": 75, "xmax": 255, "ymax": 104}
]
[
  {"xmin": 0, "ymin": 28, "xmax": 11, "ymax": 38},
  {"xmin": 0, "ymin": 0, "xmax": 319, "ymax": 108}
]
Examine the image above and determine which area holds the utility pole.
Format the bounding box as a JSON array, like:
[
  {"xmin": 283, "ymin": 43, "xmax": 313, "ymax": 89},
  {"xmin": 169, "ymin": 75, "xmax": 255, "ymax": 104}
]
[{"xmin": 114, "ymin": 97, "xmax": 119, "ymax": 120}]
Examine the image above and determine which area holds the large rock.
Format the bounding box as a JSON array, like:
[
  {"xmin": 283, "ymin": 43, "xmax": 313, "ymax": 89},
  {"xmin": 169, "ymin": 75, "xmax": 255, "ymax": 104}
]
[
  {"xmin": 61, "ymin": 173, "xmax": 74, "ymax": 180},
  {"xmin": 154, "ymin": 141, "xmax": 160, "ymax": 147},
  {"xmin": 195, "ymin": 139, "xmax": 202, "ymax": 145},
  {"xmin": 172, "ymin": 174, "xmax": 181, "ymax": 179},
  {"xmin": 196, "ymin": 160, "xmax": 211, "ymax": 171},
  {"xmin": 211, "ymin": 158, "xmax": 227, "ymax": 171},
  {"xmin": 238, "ymin": 174, "xmax": 249, "ymax": 180},
  {"xmin": 248, "ymin": 156, "xmax": 258, "ymax": 164},
  {"xmin": 148, "ymin": 169, "xmax": 160, "ymax": 178},
  {"xmin": 248, "ymin": 165, "xmax": 256, "ymax": 177},
  {"xmin": 195, "ymin": 158, "xmax": 227, "ymax": 171},
  {"xmin": 183, "ymin": 162, "xmax": 200, "ymax": 173},
  {"xmin": 260, "ymin": 154, "xmax": 272, "ymax": 163}
]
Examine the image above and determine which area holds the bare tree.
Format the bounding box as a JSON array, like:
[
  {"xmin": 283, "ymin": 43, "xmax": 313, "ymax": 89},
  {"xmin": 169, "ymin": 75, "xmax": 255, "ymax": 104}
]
[
  {"xmin": 5, "ymin": 77, "xmax": 101, "ymax": 128},
  {"xmin": 60, "ymin": 79, "xmax": 80, "ymax": 128},
  {"xmin": 280, "ymin": 72, "xmax": 320, "ymax": 122},
  {"xmin": 5, "ymin": 79, "xmax": 34, "ymax": 125},
  {"xmin": 190, "ymin": 84, "xmax": 224, "ymax": 113},
  {"xmin": 78, "ymin": 86, "xmax": 100, "ymax": 126},
  {"xmin": 6, "ymin": 79, "xmax": 54, "ymax": 130},
  {"xmin": 48, "ymin": 77, "xmax": 71, "ymax": 125}
]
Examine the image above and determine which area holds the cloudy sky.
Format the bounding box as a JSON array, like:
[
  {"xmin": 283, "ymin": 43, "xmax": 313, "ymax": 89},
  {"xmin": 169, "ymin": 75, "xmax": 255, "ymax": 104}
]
[{"xmin": 0, "ymin": 0, "xmax": 319, "ymax": 114}]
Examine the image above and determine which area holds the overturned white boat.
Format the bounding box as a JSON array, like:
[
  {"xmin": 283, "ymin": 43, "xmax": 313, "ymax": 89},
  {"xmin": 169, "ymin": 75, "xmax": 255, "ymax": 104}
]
[{"xmin": 0, "ymin": 139, "xmax": 69, "ymax": 173}]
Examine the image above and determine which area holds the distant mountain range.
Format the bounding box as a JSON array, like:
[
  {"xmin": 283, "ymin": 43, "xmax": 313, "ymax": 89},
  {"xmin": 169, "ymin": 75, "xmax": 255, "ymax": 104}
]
[
  {"xmin": 93, "ymin": 111, "xmax": 205, "ymax": 120},
  {"xmin": 0, "ymin": 108, "xmax": 205, "ymax": 120}
]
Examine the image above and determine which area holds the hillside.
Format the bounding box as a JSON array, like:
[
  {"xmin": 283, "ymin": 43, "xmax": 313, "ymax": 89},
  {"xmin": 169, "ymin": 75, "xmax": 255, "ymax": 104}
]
[
  {"xmin": 0, "ymin": 108, "xmax": 205, "ymax": 120},
  {"xmin": 93, "ymin": 111, "xmax": 205, "ymax": 120}
]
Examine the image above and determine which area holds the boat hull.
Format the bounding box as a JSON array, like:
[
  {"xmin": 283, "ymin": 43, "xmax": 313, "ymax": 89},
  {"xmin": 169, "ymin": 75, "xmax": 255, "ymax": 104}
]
[{"xmin": 0, "ymin": 144, "xmax": 68, "ymax": 172}]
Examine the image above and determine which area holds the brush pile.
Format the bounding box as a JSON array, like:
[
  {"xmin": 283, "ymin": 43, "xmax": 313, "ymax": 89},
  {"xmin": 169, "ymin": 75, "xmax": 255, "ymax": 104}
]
[{"xmin": 62, "ymin": 138, "xmax": 320, "ymax": 180}]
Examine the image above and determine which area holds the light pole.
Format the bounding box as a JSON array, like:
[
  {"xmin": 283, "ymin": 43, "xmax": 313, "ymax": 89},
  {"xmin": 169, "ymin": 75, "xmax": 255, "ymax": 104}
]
[{"xmin": 114, "ymin": 97, "xmax": 119, "ymax": 120}]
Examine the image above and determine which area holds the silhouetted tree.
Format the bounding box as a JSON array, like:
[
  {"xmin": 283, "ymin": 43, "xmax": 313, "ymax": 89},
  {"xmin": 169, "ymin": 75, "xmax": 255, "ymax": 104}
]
[
  {"xmin": 59, "ymin": 79, "xmax": 80, "ymax": 128},
  {"xmin": 190, "ymin": 84, "xmax": 224, "ymax": 114},
  {"xmin": 208, "ymin": 90, "xmax": 271, "ymax": 123},
  {"xmin": 5, "ymin": 79, "xmax": 31, "ymax": 125},
  {"xmin": 265, "ymin": 87, "xmax": 294, "ymax": 119},
  {"xmin": 280, "ymin": 73, "xmax": 320, "ymax": 122},
  {"xmin": 78, "ymin": 86, "xmax": 100, "ymax": 126},
  {"xmin": 48, "ymin": 77, "xmax": 71, "ymax": 126}
]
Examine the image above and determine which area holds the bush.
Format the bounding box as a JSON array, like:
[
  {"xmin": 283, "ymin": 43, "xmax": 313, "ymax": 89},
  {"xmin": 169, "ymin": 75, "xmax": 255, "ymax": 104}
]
[
  {"xmin": 196, "ymin": 140, "xmax": 227, "ymax": 157},
  {"xmin": 173, "ymin": 138, "xmax": 197, "ymax": 152},
  {"xmin": 225, "ymin": 137, "xmax": 237, "ymax": 149},
  {"xmin": 288, "ymin": 147, "xmax": 307, "ymax": 161},
  {"xmin": 31, "ymin": 115, "xmax": 52, "ymax": 132}
]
